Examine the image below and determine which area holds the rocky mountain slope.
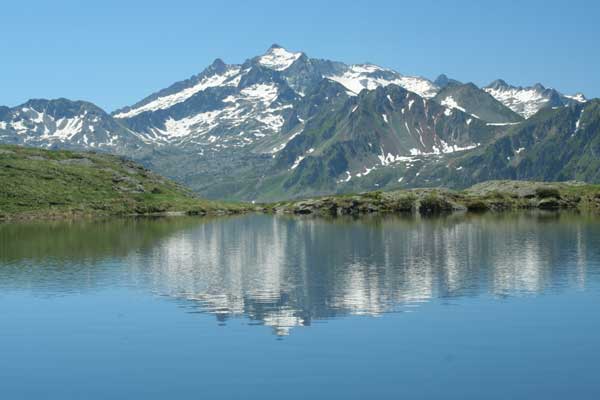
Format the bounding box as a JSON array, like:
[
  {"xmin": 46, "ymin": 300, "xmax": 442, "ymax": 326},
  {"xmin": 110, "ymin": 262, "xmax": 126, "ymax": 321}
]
[
  {"xmin": 409, "ymin": 100, "xmax": 600, "ymax": 188},
  {"xmin": 248, "ymin": 83, "xmax": 497, "ymax": 200}
]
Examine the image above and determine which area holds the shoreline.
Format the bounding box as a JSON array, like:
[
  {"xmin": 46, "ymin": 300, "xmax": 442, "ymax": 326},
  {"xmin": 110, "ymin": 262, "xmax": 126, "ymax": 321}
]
[
  {"xmin": 269, "ymin": 180, "xmax": 600, "ymax": 216},
  {"xmin": 3, "ymin": 180, "xmax": 599, "ymax": 222},
  {"xmin": 0, "ymin": 207, "xmax": 251, "ymax": 222}
]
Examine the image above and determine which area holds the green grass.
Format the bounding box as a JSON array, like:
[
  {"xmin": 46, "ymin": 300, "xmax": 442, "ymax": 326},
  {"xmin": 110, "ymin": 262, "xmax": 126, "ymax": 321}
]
[{"xmin": 0, "ymin": 145, "xmax": 249, "ymax": 220}]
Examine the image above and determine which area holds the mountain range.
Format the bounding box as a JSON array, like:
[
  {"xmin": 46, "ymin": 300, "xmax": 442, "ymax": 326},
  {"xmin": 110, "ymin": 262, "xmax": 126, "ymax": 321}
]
[{"xmin": 0, "ymin": 44, "xmax": 595, "ymax": 201}]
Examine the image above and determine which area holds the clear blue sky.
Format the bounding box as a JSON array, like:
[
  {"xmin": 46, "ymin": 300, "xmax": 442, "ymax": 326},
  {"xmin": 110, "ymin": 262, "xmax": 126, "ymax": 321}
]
[{"xmin": 1, "ymin": 0, "xmax": 598, "ymax": 111}]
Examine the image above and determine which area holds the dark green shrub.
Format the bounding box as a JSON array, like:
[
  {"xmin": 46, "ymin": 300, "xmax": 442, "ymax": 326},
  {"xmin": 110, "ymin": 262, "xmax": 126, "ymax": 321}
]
[
  {"xmin": 537, "ymin": 198, "xmax": 561, "ymax": 209},
  {"xmin": 419, "ymin": 193, "xmax": 453, "ymax": 214},
  {"xmin": 465, "ymin": 199, "xmax": 489, "ymax": 212},
  {"xmin": 395, "ymin": 195, "xmax": 416, "ymax": 211},
  {"xmin": 535, "ymin": 187, "xmax": 560, "ymax": 199},
  {"xmin": 364, "ymin": 190, "xmax": 383, "ymax": 200}
]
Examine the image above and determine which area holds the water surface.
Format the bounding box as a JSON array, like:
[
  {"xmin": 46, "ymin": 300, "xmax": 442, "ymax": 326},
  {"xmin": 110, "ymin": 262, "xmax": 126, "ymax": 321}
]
[{"xmin": 1, "ymin": 213, "xmax": 600, "ymax": 399}]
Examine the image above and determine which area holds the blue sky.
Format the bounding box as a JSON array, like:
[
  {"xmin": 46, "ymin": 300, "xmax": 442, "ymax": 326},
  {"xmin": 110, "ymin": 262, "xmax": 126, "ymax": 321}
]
[{"xmin": 1, "ymin": 0, "xmax": 598, "ymax": 111}]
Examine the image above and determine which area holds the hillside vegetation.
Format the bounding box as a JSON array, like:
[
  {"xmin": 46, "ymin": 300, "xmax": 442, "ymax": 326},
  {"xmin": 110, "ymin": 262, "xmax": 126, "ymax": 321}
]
[{"xmin": 0, "ymin": 145, "xmax": 248, "ymax": 220}]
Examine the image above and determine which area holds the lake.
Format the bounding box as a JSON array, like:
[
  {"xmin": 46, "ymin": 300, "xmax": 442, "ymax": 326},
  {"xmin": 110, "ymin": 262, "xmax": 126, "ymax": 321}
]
[{"xmin": 1, "ymin": 213, "xmax": 600, "ymax": 399}]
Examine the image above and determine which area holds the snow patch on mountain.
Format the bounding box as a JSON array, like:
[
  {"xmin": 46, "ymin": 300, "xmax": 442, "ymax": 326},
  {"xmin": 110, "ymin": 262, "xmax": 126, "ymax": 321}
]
[
  {"xmin": 290, "ymin": 155, "xmax": 306, "ymax": 170},
  {"xmin": 270, "ymin": 129, "xmax": 303, "ymax": 154},
  {"xmin": 114, "ymin": 67, "xmax": 242, "ymax": 119},
  {"xmin": 440, "ymin": 96, "xmax": 467, "ymax": 113},
  {"xmin": 326, "ymin": 65, "xmax": 438, "ymax": 99},
  {"xmin": 484, "ymin": 86, "xmax": 548, "ymax": 119},
  {"xmin": 238, "ymin": 83, "xmax": 279, "ymax": 105},
  {"xmin": 144, "ymin": 83, "xmax": 286, "ymax": 144},
  {"xmin": 161, "ymin": 111, "xmax": 222, "ymax": 139},
  {"xmin": 432, "ymin": 141, "xmax": 479, "ymax": 154},
  {"xmin": 437, "ymin": 96, "xmax": 479, "ymax": 120},
  {"xmin": 258, "ymin": 47, "xmax": 302, "ymax": 71},
  {"xmin": 486, "ymin": 122, "xmax": 521, "ymax": 126},
  {"xmin": 255, "ymin": 113, "xmax": 285, "ymax": 131},
  {"xmin": 395, "ymin": 76, "xmax": 439, "ymax": 99},
  {"xmin": 376, "ymin": 141, "xmax": 479, "ymax": 167},
  {"xmin": 10, "ymin": 108, "xmax": 86, "ymax": 141},
  {"xmin": 565, "ymin": 93, "xmax": 587, "ymax": 103},
  {"xmin": 573, "ymin": 108, "xmax": 585, "ymax": 136},
  {"xmin": 356, "ymin": 166, "xmax": 374, "ymax": 177},
  {"xmin": 50, "ymin": 116, "xmax": 85, "ymax": 140}
]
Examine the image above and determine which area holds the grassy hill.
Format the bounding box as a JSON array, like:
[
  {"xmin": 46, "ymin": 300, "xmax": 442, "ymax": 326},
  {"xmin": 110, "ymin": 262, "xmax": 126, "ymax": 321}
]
[{"xmin": 0, "ymin": 145, "xmax": 248, "ymax": 220}]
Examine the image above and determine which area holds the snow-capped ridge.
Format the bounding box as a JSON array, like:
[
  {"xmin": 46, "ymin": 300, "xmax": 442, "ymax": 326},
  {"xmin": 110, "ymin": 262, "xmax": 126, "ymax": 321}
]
[
  {"xmin": 565, "ymin": 93, "xmax": 587, "ymax": 103},
  {"xmin": 484, "ymin": 79, "xmax": 586, "ymax": 119},
  {"xmin": 326, "ymin": 64, "xmax": 439, "ymax": 99},
  {"xmin": 0, "ymin": 98, "xmax": 142, "ymax": 150},
  {"xmin": 114, "ymin": 66, "xmax": 242, "ymax": 119}
]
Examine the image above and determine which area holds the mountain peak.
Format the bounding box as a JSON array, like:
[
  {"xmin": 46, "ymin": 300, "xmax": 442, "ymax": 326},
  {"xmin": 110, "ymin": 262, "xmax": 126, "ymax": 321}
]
[
  {"xmin": 434, "ymin": 74, "xmax": 461, "ymax": 88},
  {"xmin": 211, "ymin": 58, "xmax": 226, "ymax": 68},
  {"xmin": 487, "ymin": 79, "xmax": 510, "ymax": 89},
  {"xmin": 21, "ymin": 98, "xmax": 105, "ymax": 114},
  {"xmin": 205, "ymin": 58, "xmax": 228, "ymax": 75},
  {"xmin": 258, "ymin": 45, "xmax": 302, "ymax": 71}
]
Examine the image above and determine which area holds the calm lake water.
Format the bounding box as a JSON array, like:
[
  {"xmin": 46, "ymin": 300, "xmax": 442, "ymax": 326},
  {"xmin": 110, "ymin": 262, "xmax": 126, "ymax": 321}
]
[{"xmin": 1, "ymin": 213, "xmax": 600, "ymax": 399}]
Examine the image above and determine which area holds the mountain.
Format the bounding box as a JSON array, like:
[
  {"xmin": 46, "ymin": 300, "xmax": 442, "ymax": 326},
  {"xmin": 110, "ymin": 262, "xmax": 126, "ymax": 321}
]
[
  {"xmin": 433, "ymin": 83, "xmax": 523, "ymax": 123},
  {"xmin": 0, "ymin": 44, "xmax": 596, "ymax": 201},
  {"xmin": 483, "ymin": 79, "xmax": 586, "ymax": 118},
  {"xmin": 0, "ymin": 99, "xmax": 146, "ymax": 153},
  {"xmin": 111, "ymin": 45, "xmax": 521, "ymax": 200},
  {"xmin": 134, "ymin": 78, "xmax": 504, "ymax": 201},
  {"xmin": 111, "ymin": 44, "xmax": 440, "ymax": 148},
  {"xmin": 416, "ymin": 99, "xmax": 600, "ymax": 187},
  {"xmin": 244, "ymin": 84, "xmax": 497, "ymax": 200}
]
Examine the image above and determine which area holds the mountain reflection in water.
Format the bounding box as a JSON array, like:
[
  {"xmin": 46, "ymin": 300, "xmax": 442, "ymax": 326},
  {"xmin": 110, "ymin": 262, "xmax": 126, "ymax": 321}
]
[{"xmin": 1, "ymin": 213, "xmax": 599, "ymax": 336}]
